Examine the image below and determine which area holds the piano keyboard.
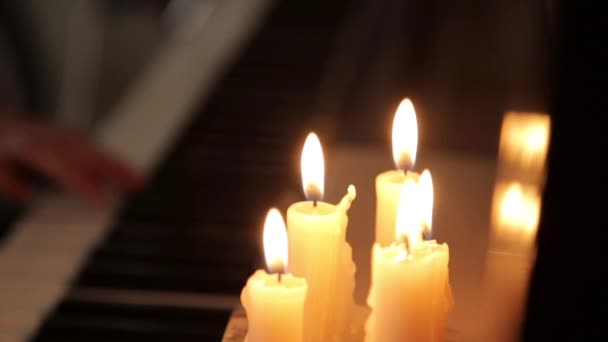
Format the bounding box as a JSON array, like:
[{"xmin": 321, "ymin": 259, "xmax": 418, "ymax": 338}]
[
  {"xmin": 0, "ymin": 0, "xmax": 358, "ymax": 341},
  {"xmin": 0, "ymin": 0, "xmax": 272, "ymax": 340}
]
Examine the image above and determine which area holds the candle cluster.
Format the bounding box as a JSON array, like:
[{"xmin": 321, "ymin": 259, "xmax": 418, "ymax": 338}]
[
  {"xmin": 366, "ymin": 99, "xmax": 453, "ymax": 342},
  {"xmin": 240, "ymin": 98, "xmax": 453, "ymax": 342}
]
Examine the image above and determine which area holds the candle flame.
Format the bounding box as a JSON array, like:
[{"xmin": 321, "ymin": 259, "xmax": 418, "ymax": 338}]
[
  {"xmin": 395, "ymin": 179, "xmax": 423, "ymax": 247},
  {"xmin": 392, "ymin": 98, "xmax": 418, "ymax": 170},
  {"xmin": 498, "ymin": 183, "xmax": 540, "ymax": 235},
  {"xmin": 419, "ymin": 169, "xmax": 434, "ymax": 237},
  {"xmin": 263, "ymin": 208, "xmax": 288, "ymax": 274},
  {"xmin": 301, "ymin": 132, "xmax": 324, "ymax": 201}
]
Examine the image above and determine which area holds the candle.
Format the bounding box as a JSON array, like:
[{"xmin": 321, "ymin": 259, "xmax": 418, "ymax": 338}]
[
  {"xmin": 366, "ymin": 173, "xmax": 453, "ymax": 342},
  {"xmin": 417, "ymin": 170, "xmax": 454, "ymax": 341},
  {"xmin": 287, "ymin": 132, "xmax": 358, "ymax": 341},
  {"xmin": 375, "ymin": 98, "xmax": 421, "ymax": 246},
  {"xmin": 367, "ymin": 180, "xmax": 434, "ymax": 341},
  {"xmin": 241, "ymin": 208, "xmax": 308, "ymax": 342}
]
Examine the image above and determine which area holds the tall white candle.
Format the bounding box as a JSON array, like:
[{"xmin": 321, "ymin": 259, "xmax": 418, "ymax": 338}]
[
  {"xmin": 287, "ymin": 133, "xmax": 357, "ymax": 341},
  {"xmin": 375, "ymin": 98, "xmax": 421, "ymax": 246}
]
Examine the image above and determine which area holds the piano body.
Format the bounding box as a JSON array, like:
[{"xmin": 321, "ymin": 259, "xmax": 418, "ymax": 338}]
[{"xmin": 0, "ymin": 0, "xmax": 559, "ymax": 341}]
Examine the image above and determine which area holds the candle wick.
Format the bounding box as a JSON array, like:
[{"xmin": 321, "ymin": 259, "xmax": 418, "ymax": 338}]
[
  {"xmin": 313, "ymin": 200, "xmax": 317, "ymax": 208},
  {"xmin": 277, "ymin": 272, "xmax": 282, "ymax": 283},
  {"xmin": 403, "ymin": 236, "xmax": 410, "ymax": 255}
]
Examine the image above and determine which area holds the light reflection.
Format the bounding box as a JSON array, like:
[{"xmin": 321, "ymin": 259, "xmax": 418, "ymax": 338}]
[
  {"xmin": 499, "ymin": 112, "xmax": 551, "ymax": 180},
  {"xmin": 492, "ymin": 182, "xmax": 541, "ymax": 248}
]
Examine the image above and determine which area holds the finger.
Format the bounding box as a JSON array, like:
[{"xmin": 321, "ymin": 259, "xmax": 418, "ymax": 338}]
[
  {"xmin": 17, "ymin": 143, "xmax": 102, "ymax": 204},
  {"xmin": 49, "ymin": 132, "xmax": 144, "ymax": 191},
  {"xmin": 95, "ymin": 153, "xmax": 145, "ymax": 190},
  {"xmin": 0, "ymin": 165, "xmax": 32, "ymax": 202}
]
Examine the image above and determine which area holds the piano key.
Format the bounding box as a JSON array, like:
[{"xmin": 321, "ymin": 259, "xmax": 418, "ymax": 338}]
[
  {"xmin": 75, "ymin": 253, "xmax": 256, "ymax": 294},
  {"xmin": 32, "ymin": 300, "xmax": 232, "ymax": 342},
  {"xmin": 0, "ymin": 202, "xmax": 22, "ymax": 245},
  {"xmin": 68, "ymin": 287, "xmax": 238, "ymax": 312},
  {"xmin": 96, "ymin": 229, "xmax": 260, "ymax": 265}
]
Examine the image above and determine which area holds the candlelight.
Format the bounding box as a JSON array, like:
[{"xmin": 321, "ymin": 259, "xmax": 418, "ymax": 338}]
[
  {"xmin": 419, "ymin": 169, "xmax": 434, "ymax": 236},
  {"xmin": 392, "ymin": 98, "xmax": 418, "ymax": 170},
  {"xmin": 497, "ymin": 182, "xmax": 540, "ymax": 236},
  {"xmin": 263, "ymin": 208, "xmax": 288, "ymax": 274},
  {"xmin": 499, "ymin": 113, "xmax": 551, "ymax": 177},
  {"xmin": 301, "ymin": 132, "xmax": 325, "ymax": 201},
  {"xmin": 395, "ymin": 179, "xmax": 422, "ymax": 248}
]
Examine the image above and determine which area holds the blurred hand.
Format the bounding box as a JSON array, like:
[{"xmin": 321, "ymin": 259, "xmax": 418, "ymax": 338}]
[{"xmin": 0, "ymin": 116, "xmax": 144, "ymax": 204}]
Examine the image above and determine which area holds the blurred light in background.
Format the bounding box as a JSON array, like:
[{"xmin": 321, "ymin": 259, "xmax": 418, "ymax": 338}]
[
  {"xmin": 492, "ymin": 181, "xmax": 541, "ymax": 253},
  {"xmin": 498, "ymin": 113, "xmax": 551, "ymax": 185},
  {"xmin": 478, "ymin": 111, "xmax": 551, "ymax": 341},
  {"xmin": 491, "ymin": 111, "xmax": 550, "ymax": 253}
]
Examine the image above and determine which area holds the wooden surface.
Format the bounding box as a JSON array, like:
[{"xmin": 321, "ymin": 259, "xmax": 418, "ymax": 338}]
[
  {"xmin": 224, "ymin": 144, "xmax": 498, "ymax": 341},
  {"xmin": 222, "ymin": 307, "xmax": 247, "ymax": 342}
]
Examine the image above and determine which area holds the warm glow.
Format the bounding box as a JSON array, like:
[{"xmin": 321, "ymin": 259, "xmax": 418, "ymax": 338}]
[
  {"xmin": 499, "ymin": 113, "xmax": 551, "ymax": 176},
  {"xmin": 498, "ymin": 183, "xmax": 540, "ymax": 235},
  {"xmin": 301, "ymin": 132, "xmax": 325, "ymax": 201},
  {"xmin": 392, "ymin": 98, "xmax": 418, "ymax": 170},
  {"xmin": 395, "ymin": 179, "xmax": 423, "ymax": 249},
  {"xmin": 419, "ymin": 169, "xmax": 434, "ymax": 236},
  {"xmin": 263, "ymin": 208, "xmax": 288, "ymax": 274},
  {"xmin": 524, "ymin": 124, "xmax": 550, "ymax": 155}
]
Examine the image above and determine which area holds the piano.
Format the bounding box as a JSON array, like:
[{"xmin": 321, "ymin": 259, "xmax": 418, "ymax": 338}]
[{"xmin": 1, "ymin": 0, "xmax": 366, "ymax": 340}]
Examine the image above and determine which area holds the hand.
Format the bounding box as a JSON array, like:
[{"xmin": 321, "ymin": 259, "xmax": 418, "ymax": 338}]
[{"xmin": 0, "ymin": 116, "xmax": 144, "ymax": 204}]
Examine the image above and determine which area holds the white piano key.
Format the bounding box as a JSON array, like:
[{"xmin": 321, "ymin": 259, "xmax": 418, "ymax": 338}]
[{"xmin": 0, "ymin": 330, "xmax": 26, "ymax": 342}]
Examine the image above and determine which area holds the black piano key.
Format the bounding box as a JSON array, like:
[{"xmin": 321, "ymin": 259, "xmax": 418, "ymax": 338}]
[
  {"xmin": 0, "ymin": 201, "xmax": 22, "ymax": 245},
  {"xmin": 95, "ymin": 229, "xmax": 260, "ymax": 265},
  {"xmin": 76, "ymin": 255, "xmax": 255, "ymax": 294},
  {"xmin": 32, "ymin": 300, "xmax": 231, "ymax": 342},
  {"xmin": 106, "ymin": 222, "xmax": 261, "ymax": 248}
]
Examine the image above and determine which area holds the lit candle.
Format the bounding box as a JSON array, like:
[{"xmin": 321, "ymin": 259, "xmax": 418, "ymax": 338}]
[
  {"xmin": 417, "ymin": 170, "xmax": 454, "ymax": 342},
  {"xmin": 375, "ymin": 98, "xmax": 421, "ymax": 246},
  {"xmin": 367, "ymin": 180, "xmax": 434, "ymax": 341},
  {"xmin": 241, "ymin": 209, "xmax": 308, "ymax": 342},
  {"xmin": 366, "ymin": 172, "xmax": 453, "ymax": 342},
  {"xmin": 287, "ymin": 132, "xmax": 357, "ymax": 341}
]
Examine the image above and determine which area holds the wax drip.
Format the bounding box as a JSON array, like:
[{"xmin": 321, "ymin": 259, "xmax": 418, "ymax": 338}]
[{"xmin": 337, "ymin": 185, "xmax": 357, "ymax": 212}]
